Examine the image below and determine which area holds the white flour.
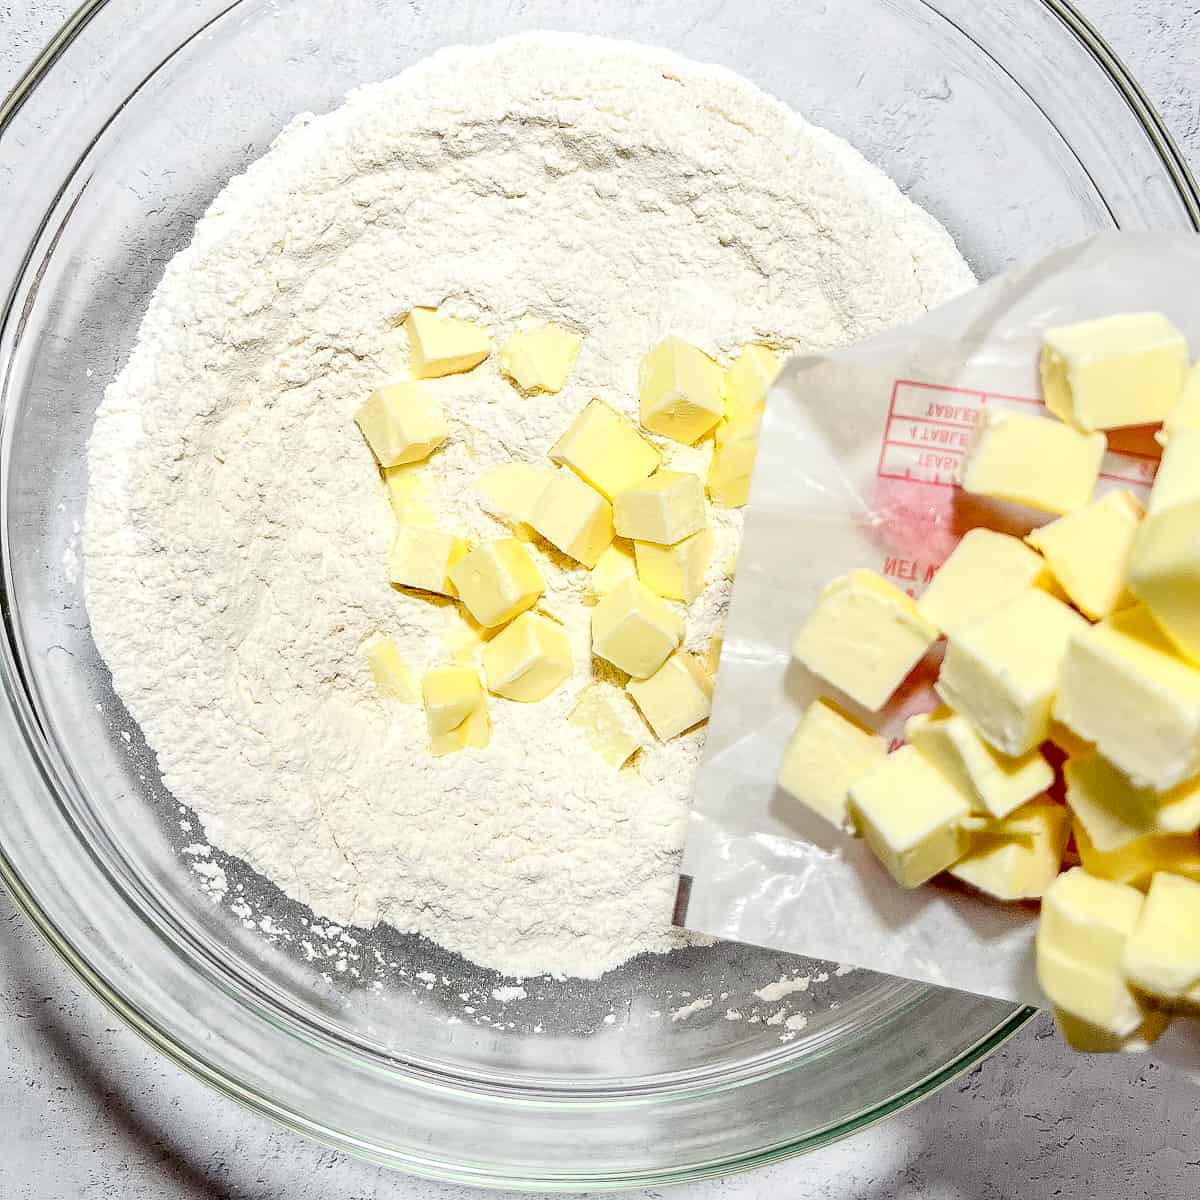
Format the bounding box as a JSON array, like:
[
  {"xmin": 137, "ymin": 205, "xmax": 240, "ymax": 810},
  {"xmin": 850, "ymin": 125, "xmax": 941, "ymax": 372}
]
[{"xmin": 84, "ymin": 34, "xmax": 972, "ymax": 980}]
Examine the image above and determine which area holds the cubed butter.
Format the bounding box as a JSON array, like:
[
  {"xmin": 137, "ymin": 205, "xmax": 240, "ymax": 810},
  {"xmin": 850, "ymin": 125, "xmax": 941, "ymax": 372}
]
[
  {"xmin": 568, "ymin": 683, "xmax": 649, "ymax": 768},
  {"xmin": 935, "ymin": 588, "xmax": 1088, "ymax": 756},
  {"xmin": 591, "ymin": 577, "xmax": 683, "ymax": 679},
  {"xmin": 1121, "ymin": 871, "xmax": 1200, "ymax": 1004},
  {"xmin": 355, "ymin": 382, "xmax": 448, "ymax": 467},
  {"xmin": 847, "ymin": 745, "xmax": 971, "ymax": 888},
  {"xmin": 917, "ymin": 529, "xmax": 1050, "ymax": 638},
  {"xmin": 1075, "ymin": 822, "xmax": 1200, "ymax": 889},
  {"xmin": 706, "ymin": 416, "xmax": 760, "ymax": 509},
  {"xmin": 363, "ymin": 635, "xmax": 421, "ymax": 704},
  {"xmin": 723, "ymin": 344, "xmax": 781, "ymax": 423},
  {"xmin": 1025, "ymin": 490, "xmax": 1144, "ymax": 620},
  {"xmin": 634, "ymin": 529, "xmax": 713, "ymax": 603},
  {"xmin": 906, "ymin": 706, "xmax": 1054, "ymax": 819},
  {"xmin": 948, "ymin": 801, "xmax": 1070, "ymax": 900},
  {"xmin": 422, "ymin": 666, "xmax": 490, "ymax": 755},
  {"xmin": 792, "ymin": 569, "xmax": 938, "ymax": 712},
  {"xmin": 589, "ymin": 540, "xmax": 638, "ymax": 596},
  {"xmin": 499, "ymin": 322, "xmax": 581, "ymax": 394},
  {"xmin": 1054, "ymin": 606, "xmax": 1200, "ymax": 791},
  {"xmin": 626, "ymin": 651, "xmax": 713, "ymax": 741},
  {"xmin": 549, "ymin": 399, "xmax": 660, "ymax": 499},
  {"xmin": 529, "ymin": 467, "xmax": 614, "ymax": 567},
  {"xmin": 389, "ymin": 526, "xmax": 470, "ymax": 597},
  {"xmin": 1053, "ymin": 1007, "xmax": 1172, "ymax": 1054},
  {"xmin": 613, "ymin": 471, "xmax": 706, "ymax": 546},
  {"xmin": 1126, "ymin": 498, "xmax": 1200, "ymax": 664},
  {"xmin": 482, "ymin": 611, "xmax": 572, "ymax": 702},
  {"xmin": 475, "ymin": 462, "xmax": 554, "ymax": 527},
  {"xmin": 1040, "ymin": 312, "xmax": 1188, "ymax": 431},
  {"xmin": 383, "ymin": 462, "xmax": 436, "ymax": 525},
  {"xmin": 447, "ymin": 538, "xmax": 543, "ymax": 630},
  {"xmin": 1146, "ymin": 427, "xmax": 1200, "ymax": 515},
  {"xmin": 1160, "ymin": 361, "xmax": 1200, "ymax": 442},
  {"xmin": 405, "ymin": 307, "xmax": 491, "ymax": 379},
  {"xmin": 778, "ymin": 698, "xmax": 887, "ymax": 830},
  {"xmin": 638, "ymin": 337, "xmax": 725, "ymax": 444},
  {"xmin": 960, "ymin": 407, "xmax": 1106, "ymax": 515}
]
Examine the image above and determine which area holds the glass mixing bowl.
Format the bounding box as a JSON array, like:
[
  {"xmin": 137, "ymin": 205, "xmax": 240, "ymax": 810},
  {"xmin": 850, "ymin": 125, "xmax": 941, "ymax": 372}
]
[{"xmin": 0, "ymin": 0, "xmax": 1196, "ymax": 1190}]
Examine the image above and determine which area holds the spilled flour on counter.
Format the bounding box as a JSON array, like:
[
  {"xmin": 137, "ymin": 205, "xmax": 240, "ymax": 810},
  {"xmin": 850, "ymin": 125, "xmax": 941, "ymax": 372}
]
[{"xmin": 85, "ymin": 34, "xmax": 972, "ymax": 980}]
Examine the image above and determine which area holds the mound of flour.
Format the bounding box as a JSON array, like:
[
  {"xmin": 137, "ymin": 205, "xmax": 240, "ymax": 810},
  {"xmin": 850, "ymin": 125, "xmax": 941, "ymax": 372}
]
[{"xmin": 85, "ymin": 34, "xmax": 972, "ymax": 980}]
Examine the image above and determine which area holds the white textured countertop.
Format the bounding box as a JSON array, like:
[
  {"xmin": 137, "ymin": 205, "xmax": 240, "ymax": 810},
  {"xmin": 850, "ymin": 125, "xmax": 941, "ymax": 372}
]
[{"xmin": 2, "ymin": 2, "xmax": 1198, "ymax": 1196}]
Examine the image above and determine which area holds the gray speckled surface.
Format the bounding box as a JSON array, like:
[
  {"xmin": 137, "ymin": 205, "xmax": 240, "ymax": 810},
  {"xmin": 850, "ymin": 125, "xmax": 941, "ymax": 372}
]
[{"xmin": 2, "ymin": 2, "xmax": 1199, "ymax": 1196}]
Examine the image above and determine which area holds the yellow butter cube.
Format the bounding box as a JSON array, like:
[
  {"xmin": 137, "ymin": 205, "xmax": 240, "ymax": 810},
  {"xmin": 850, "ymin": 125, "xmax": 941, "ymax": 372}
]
[
  {"xmin": 363, "ymin": 635, "xmax": 421, "ymax": 704},
  {"xmin": 529, "ymin": 467, "xmax": 614, "ymax": 568},
  {"xmin": 389, "ymin": 526, "xmax": 470, "ymax": 597},
  {"xmin": 1147, "ymin": 427, "xmax": 1200, "ymax": 516},
  {"xmin": 917, "ymin": 529, "xmax": 1051, "ymax": 638},
  {"xmin": 626, "ymin": 651, "xmax": 713, "ymax": 742},
  {"xmin": 847, "ymin": 745, "xmax": 971, "ymax": 888},
  {"xmin": 568, "ymin": 684, "xmax": 649, "ymax": 768},
  {"xmin": 442, "ymin": 620, "xmax": 485, "ymax": 665},
  {"xmin": 613, "ymin": 471, "xmax": 706, "ymax": 546},
  {"xmin": 960, "ymin": 407, "xmax": 1106, "ymax": 515},
  {"xmin": 1025, "ymin": 490, "xmax": 1144, "ymax": 620},
  {"xmin": 706, "ymin": 416, "xmax": 760, "ymax": 509},
  {"xmin": 1127, "ymin": 499, "xmax": 1200, "ymax": 664},
  {"xmin": 354, "ymin": 382, "xmax": 448, "ymax": 468},
  {"xmin": 778, "ymin": 698, "xmax": 887, "ymax": 830},
  {"xmin": 906, "ymin": 706, "xmax": 1054, "ymax": 819},
  {"xmin": 634, "ymin": 529, "xmax": 713, "ymax": 603},
  {"xmin": 447, "ymin": 538, "xmax": 544, "ymax": 629},
  {"xmin": 591, "ymin": 577, "xmax": 683, "ymax": 679},
  {"xmin": 1054, "ymin": 606, "xmax": 1200, "ymax": 791},
  {"xmin": 949, "ymin": 801, "xmax": 1070, "ymax": 901},
  {"xmin": 482, "ymin": 611, "xmax": 572, "ymax": 702},
  {"xmin": 1075, "ymin": 822, "xmax": 1200, "ymax": 889},
  {"xmin": 405, "ymin": 307, "xmax": 491, "ymax": 379},
  {"xmin": 723, "ymin": 344, "xmax": 781, "ymax": 423},
  {"xmin": 589, "ymin": 540, "xmax": 637, "ymax": 596},
  {"xmin": 475, "ymin": 462, "xmax": 554, "ymax": 527},
  {"xmin": 383, "ymin": 463, "xmax": 436, "ymax": 525},
  {"xmin": 638, "ymin": 337, "xmax": 725, "ymax": 444},
  {"xmin": 1121, "ymin": 871, "xmax": 1200, "ymax": 1004},
  {"xmin": 1040, "ymin": 312, "xmax": 1188, "ymax": 431},
  {"xmin": 936, "ymin": 589, "xmax": 1088, "ymax": 756},
  {"xmin": 1036, "ymin": 867, "xmax": 1146, "ymax": 1037},
  {"xmin": 704, "ymin": 635, "xmax": 724, "ymax": 677},
  {"xmin": 499, "ymin": 322, "xmax": 581, "ymax": 394},
  {"xmin": 1066, "ymin": 752, "xmax": 1200, "ymax": 852},
  {"xmin": 422, "ymin": 666, "xmax": 490, "ymax": 756},
  {"xmin": 1160, "ymin": 361, "xmax": 1200, "ymax": 442},
  {"xmin": 1053, "ymin": 1006, "xmax": 1172, "ymax": 1054},
  {"xmin": 549, "ymin": 399, "xmax": 660, "ymax": 499}
]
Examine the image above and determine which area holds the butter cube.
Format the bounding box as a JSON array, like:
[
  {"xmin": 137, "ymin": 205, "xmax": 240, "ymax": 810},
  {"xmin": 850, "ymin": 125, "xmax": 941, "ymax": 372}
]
[
  {"xmin": 936, "ymin": 589, "xmax": 1088, "ymax": 756},
  {"xmin": 589, "ymin": 540, "xmax": 638, "ymax": 596},
  {"xmin": 1075, "ymin": 822, "xmax": 1200, "ymax": 889},
  {"xmin": 1026, "ymin": 489, "xmax": 1145, "ymax": 621},
  {"xmin": 638, "ymin": 337, "xmax": 725, "ymax": 444},
  {"xmin": 1065, "ymin": 752, "xmax": 1200, "ymax": 850},
  {"xmin": 591, "ymin": 577, "xmax": 683, "ymax": 679},
  {"xmin": 422, "ymin": 667, "xmax": 490, "ymax": 755},
  {"xmin": 960, "ymin": 407, "xmax": 1106, "ymax": 515},
  {"xmin": 529, "ymin": 467, "xmax": 614, "ymax": 567},
  {"xmin": 634, "ymin": 530, "xmax": 713, "ymax": 603},
  {"xmin": 383, "ymin": 462, "xmax": 436, "ymax": 525},
  {"xmin": 1160, "ymin": 361, "xmax": 1200, "ymax": 442},
  {"xmin": 723, "ymin": 344, "xmax": 781, "ymax": 423},
  {"xmin": 1054, "ymin": 606, "xmax": 1200, "ymax": 791},
  {"xmin": 906, "ymin": 706, "xmax": 1054, "ymax": 819},
  {"xmin": 1036, "ymin": 867, "xmax": 1146, "ymax": 1037},
  {"xmin": 405, "ymin": 307, "xmax": 491, "ymax": 379},
  {"xmin": 355, "ymin": 382, "xmax": 448, "ymax": 468},
  {"xmin": 363, "ymin": 635, "xmax": 421, "ymax": 704},
  {"xmin": 1041, "ymin": 312, "xmax": 1188, "ymax": 431},
  {"xmin": 568, "ymin": 683, "xmax": 649, "ymax": 768},
  {"xmin": 482, "ymin": 611, "xmax": 572, "ymax": 702},
  {"xmin": 1147, "ymin": 428, "xmax": 1200, "ymax": 515},
  {"xmin": 706, "ymin": 416, "xmax": 760, "ymax": 509},
  {"xmin": 1053, "ymin": 1007, "xmax": 1172, "ymax": 1055},
  {"xmin": 917, "ymin": 529, "xmax": 1050, "ymax": 638},
  {"xmin": 447, "ymin": 538, "xmax": 544, "ymax": 629},
  {"xmin": 778, "ymin": 698, "xmax": 887, "ymax": 829},
  {"xmin": 389, "ymin": 526, "xmax": 470, "ymax": 597},
  {"xmin": 549, "ymin": 399, "xmax": 660, "ymax": 499},
  {"xmin": 1127, "ymin": 499, "xmax": 1200, "ymax": 664},
  {"xmin": 847, "ymin": 745, "xmax": 971, "ymax": 888},
  {"xmin": 613, "ymin": 471, "xmax": 706, "ymax": 546},
  {"xmin": 948, "ymin": 801, "xmax": 1070, "ymax": 900},
  {"xmin": 499, "ymin": 322, "xmax": 581, "ymax": 394},
  {"xmin": 475, "ymin": 462, "xmax": 554, "ymax": 527},
  {"xmin": 793, "ymin": 569, "xmax": 938, "ymax": 712},
  {"xmin": 626, "ymin": 651, "xmax": 713, "ymax": 741},
  {"xmin": 1121, "ymin": 872, "xmax": 1200, "ymax": 1003}
]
